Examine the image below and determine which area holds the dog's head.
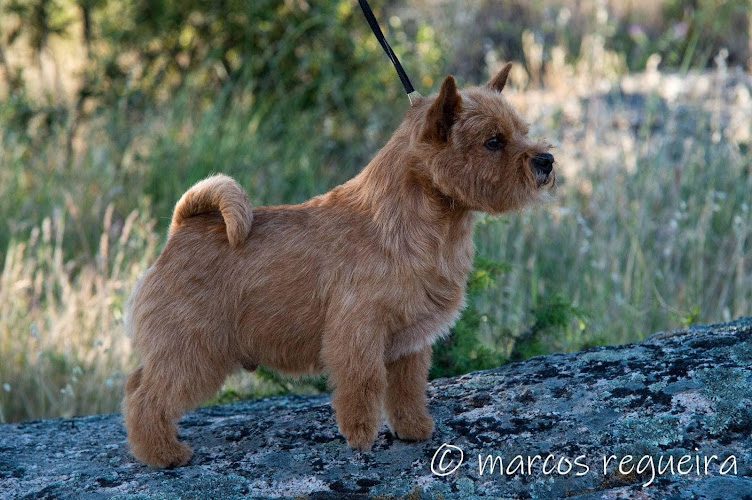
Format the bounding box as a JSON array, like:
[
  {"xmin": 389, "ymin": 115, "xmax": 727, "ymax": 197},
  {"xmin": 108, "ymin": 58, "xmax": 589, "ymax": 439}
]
[{"xmin": 408, "ymin": 63, "xmax": 554, "ymax": 213}]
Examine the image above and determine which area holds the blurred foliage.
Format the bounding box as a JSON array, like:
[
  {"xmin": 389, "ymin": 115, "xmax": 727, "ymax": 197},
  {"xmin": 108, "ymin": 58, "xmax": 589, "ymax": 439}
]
[
  {"xmin": 431, "ymin": 258, "xmax": 589, "ymax": 378},
  {"xmin": 431, "ymin": 257, "xmax": 510, "ymax": 379},
  {"xmin": 450, "ymin": 0, "xmax": 750, "ymax": 82},
  {"xmin": 610, "ymin": 0, "xmax": 752, "ymax": 71},
  {"xmin": 509, "ymin": 294, "xmax": 589, "ymax": 362},
  {"xmin": 204, "ymin": 368, "xmax": 328, "ymax": 407}
]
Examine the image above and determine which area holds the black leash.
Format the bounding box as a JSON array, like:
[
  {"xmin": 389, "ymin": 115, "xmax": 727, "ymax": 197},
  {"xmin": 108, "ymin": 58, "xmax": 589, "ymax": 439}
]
[{"xmin": 357, "ymin": 0, "xmax": 421, "ymax": 105}]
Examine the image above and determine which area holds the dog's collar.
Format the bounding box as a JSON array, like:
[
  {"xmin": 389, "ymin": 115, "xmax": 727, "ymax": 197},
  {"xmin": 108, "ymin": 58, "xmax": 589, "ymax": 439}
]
[{"xmin": 358, "ymin": 0, "xmax": 421, "ymax": 107}]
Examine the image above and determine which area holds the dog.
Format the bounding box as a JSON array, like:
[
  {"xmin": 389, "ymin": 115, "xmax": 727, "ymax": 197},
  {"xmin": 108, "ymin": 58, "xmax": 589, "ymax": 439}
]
[{"xmin": 123, "ymin": 63, "xmax": 555, "ymax": 468}]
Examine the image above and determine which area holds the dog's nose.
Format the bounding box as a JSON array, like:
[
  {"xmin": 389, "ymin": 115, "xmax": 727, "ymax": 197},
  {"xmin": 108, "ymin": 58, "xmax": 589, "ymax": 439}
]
[{"xmin": 532, "ymin": 153, "xmax": 554, "ymax": 175}]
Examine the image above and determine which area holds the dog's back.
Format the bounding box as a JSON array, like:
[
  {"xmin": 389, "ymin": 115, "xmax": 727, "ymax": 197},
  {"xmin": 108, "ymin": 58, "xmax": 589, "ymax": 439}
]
[{"xmin": 127, "ymin": 198, "xmax": 339, "ymax": 370}]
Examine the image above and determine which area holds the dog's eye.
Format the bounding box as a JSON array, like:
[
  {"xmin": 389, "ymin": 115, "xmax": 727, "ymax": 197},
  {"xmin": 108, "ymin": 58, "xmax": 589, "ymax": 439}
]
[{"xmin": 485, "ymin": 136, "xmax": 504, "ymax": 151}]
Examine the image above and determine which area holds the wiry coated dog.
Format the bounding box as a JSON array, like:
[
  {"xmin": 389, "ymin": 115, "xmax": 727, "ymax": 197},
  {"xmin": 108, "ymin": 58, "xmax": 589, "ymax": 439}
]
[{"xmin": 123, "ymin": 63, "xmax": 555, "ymax": 468}]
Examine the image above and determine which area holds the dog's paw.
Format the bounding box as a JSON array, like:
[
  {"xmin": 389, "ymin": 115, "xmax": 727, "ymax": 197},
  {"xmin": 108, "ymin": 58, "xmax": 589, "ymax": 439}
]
[
  {"xmin": 389, "ymin": 411, "xmax": 434, "ymax": 442},
  {"xmin": 134, "ymin": 441, "xmax": 193, "ymax": 469},
  {"xmin": 341, "ymin": 421, "xmax": 378, "ymax": 451},
  {"xmin": 154, "ymin": 441, "xmax": 193, "ymax": 468}
]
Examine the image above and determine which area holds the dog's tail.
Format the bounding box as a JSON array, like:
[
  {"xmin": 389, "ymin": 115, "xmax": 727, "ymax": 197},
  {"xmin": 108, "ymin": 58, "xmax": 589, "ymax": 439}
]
[{"xmin": 169, "ymin": 174, "xmax": 253, "ymax": 247}]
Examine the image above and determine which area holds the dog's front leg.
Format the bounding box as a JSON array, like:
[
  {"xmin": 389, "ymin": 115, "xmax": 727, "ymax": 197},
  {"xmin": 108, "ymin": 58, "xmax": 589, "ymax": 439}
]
[
  {"xmin": 385, "ymin": 345, "xmax": 434, "ymax": 441},
  {"xmin": 322, "ymin": 319, "xmax": 386, "ymax": 451}
]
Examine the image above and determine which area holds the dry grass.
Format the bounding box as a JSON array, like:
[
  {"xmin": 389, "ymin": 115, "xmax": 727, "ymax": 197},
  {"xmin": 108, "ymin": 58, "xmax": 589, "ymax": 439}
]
[{"xmin": 0, "ymin": 205, "xmax": 158, "ymax": 422}]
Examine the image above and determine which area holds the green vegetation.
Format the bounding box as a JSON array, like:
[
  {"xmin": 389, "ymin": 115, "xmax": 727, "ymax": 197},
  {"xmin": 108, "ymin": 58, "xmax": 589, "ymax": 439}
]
[
  {"xmin": 431, "ymin": 257, "xmax": 509, "ymax": 379},
  {"xmin": 1, "ymin": 0, "xmax": 750, "ymax": 422}
]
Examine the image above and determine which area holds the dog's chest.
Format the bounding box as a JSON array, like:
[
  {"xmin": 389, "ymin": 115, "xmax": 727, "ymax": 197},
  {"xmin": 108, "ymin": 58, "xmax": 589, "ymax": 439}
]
[{"xmin": 384, "ymin": 259, "xmax": 471, "ymax": 361}]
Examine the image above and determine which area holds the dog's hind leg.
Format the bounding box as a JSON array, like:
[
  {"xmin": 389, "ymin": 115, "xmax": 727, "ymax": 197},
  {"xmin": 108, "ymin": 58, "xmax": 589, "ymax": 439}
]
[
  {"xmin": 124, "ymin": 366, "xmax": 194, "ymax": 468},
  {"xmin": 124, "ymin": 365, "xmax": 143, "ymax": 395},
  {"xmin": 123, "ymin": 340, "xmax": 232, "ymax": 468}
]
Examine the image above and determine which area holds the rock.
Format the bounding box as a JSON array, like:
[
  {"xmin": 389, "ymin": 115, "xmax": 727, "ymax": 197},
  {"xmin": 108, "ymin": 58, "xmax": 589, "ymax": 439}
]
[{"xmin": 1, "ymin": 318, "xmax": 751, "ymax": 499}]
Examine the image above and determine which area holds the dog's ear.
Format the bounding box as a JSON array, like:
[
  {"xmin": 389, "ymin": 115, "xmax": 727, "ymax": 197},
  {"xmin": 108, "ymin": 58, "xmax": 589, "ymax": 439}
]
[
  {"xmin": 487, "ymin": 62, "xmax": 512, "ymax": 92},
  {"xmin": 425, "ymin": 75, "xmax": 462, "ymax": 143}
]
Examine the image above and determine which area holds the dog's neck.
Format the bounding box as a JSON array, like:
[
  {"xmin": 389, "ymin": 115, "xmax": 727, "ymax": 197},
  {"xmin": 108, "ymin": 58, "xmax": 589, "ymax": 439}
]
[{"xmin": 329, "ymin": 128, "xmax": 476, "ymax": 274}]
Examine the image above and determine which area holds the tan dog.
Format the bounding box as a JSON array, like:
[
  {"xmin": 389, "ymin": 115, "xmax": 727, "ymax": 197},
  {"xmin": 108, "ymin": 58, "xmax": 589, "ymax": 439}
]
[{"xmin": 123, "ymin": 64, "xmax": 555, "ymax": 468}]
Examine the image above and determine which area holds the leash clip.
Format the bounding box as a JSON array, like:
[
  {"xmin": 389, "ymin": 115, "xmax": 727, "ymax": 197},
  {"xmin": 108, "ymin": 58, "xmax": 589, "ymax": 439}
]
[{"xmin": 407, "ymin": 90, "xmax": 422, "ymax": 106}]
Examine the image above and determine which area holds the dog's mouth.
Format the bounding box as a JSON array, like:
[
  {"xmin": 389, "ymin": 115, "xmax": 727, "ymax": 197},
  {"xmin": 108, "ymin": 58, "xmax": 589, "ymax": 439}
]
[{"xmin": 536, "ymin": 169, "xmax": 555, "ymax": 188}]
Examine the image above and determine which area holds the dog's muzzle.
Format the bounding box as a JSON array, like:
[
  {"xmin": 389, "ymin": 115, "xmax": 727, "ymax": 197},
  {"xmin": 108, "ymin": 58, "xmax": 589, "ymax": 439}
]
[{"xmin": 532, "ymin": 153, "xmax": 554, "ymax": 186}]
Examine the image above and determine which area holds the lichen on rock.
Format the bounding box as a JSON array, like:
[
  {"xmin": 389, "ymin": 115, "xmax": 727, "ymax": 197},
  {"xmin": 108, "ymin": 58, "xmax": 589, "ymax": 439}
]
[{"xmin": 1, "ymin": 318, "xmax": 751, "ymax": 498}]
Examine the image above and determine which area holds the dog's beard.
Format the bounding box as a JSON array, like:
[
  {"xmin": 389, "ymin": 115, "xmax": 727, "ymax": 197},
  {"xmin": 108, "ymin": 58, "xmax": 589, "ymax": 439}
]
[
  {"xmin": 535, "ymin": 170, "xmax": 556, "ymax": 203},
  {"xmin": 537, "ymin": 187, "xmax": 555, "ymax": 204}
]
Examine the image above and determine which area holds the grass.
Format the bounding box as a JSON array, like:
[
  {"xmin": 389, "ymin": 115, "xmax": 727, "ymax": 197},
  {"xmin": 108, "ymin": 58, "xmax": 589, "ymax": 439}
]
[
  {"xmin": 1, "ymin": 2, "xmax": 750, "ymax": 423},
  {"xmin": 0, "ymin": 205, "xmax": 157, "ymax": 422},
  {"xmin": 473, "ymin": 68, "xmax": 752, "ymax": 352}
]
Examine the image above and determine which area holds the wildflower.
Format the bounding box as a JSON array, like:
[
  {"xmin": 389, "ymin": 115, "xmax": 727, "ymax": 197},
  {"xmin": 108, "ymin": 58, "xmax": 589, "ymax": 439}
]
[{"xmin": 629, "ymin": 24, "xmax": 645, "ymax": 40}]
